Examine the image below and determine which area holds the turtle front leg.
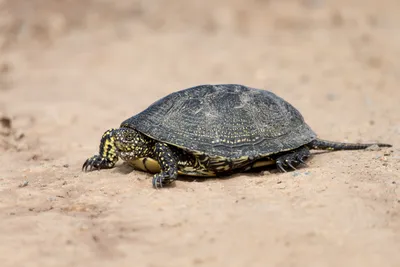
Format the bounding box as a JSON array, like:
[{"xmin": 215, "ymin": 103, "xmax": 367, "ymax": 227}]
[
  {"xmin": 152, "ymin": 142, "xmax": 178, "ymax": 188},
  {"xmin": 82, "ymin": 129, "xmax": 119, "ymax": 171}
]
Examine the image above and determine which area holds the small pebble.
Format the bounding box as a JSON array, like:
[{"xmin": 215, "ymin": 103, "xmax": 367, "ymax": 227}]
[
  {"xmin": 326, "ymin": 93, "xmax": 337, "ymax": 101},
  {"xmin": 0, "ymin": 116, "xmax": 12, "ymax": 129},
  {"xmin": 18, "ymin": 181, "xmax": 29, "ymax": 187},
  {"xmin": 261, "ymin": 170, "xmax": 271, "ymax": 176}
]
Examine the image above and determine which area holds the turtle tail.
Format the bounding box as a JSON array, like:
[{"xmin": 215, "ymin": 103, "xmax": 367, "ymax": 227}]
[{"xmin": 307, "ymin": 138, "xmax": 392, "ymax": 151}]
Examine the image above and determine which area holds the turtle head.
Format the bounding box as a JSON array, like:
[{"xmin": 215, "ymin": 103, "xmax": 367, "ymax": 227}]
[
  {"xmin": 113, "ymin": 127, "xmax": 153, "ymax": 159},
  {"xmin": 82, "ymin": 127, "xmax": 153, "ymax": 172}
]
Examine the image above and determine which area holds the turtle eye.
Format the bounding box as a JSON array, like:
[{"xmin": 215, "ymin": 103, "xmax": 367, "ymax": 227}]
[{"xmin": 123, "ymin": 132, "xmax": 135, "ymax": 142}]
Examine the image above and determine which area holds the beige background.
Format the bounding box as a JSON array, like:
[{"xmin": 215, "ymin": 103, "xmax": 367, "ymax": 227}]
[{"xmin": 0, "ymin": 0, "xmax": 399, "ymax": 266}]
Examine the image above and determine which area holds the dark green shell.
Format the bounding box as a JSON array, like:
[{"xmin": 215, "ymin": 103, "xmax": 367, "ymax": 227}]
[{"xmin": 121, "ymin": 84, "xmax": 317, "ymax": 159}]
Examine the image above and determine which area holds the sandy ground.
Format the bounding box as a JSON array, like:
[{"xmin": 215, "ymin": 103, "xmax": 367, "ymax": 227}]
[{"xmin": 0, "ymin": 0, "xmax": 400, "ymax": 266}]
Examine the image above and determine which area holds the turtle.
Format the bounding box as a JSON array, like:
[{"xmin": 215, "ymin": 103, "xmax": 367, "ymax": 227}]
[{"xmin": 82, "ymin": 84, "xmax": 391, "ymax": 188}]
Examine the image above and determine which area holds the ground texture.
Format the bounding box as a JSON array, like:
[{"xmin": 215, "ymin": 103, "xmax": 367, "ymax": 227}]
[{"xmin": 0, "ymin": 0, "xmax": 399, "ymax": 266}]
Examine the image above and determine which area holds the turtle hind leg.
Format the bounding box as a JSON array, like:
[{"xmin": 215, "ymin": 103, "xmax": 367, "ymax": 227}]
[
  {"xmin": 274, "ymin": 146, "xmax": 310, "ymax": 172},
  {"xmin": 152, "ymin": 142, "xmax": 178, "ymax": 188},
  {"xmin": 308, "ymin": 138, "xmax": 392, "ymax": 151},
  {"xmin": 82, "ymin": 129, "xmax": 119, "ymax": 171}
]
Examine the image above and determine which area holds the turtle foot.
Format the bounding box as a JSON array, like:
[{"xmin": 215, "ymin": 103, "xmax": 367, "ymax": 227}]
[
  {"xmin": 82, "ymin": 155, "xmax": 115, "ymax": 171},
  {"xmin": 275, "ymin": 146, "xmax": 310, "ymax": 172}
]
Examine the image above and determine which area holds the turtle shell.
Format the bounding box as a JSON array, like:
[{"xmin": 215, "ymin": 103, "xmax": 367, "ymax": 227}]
[{"xmin": 121, "ymin": 84, "xmax": 317, "ymax": 159}]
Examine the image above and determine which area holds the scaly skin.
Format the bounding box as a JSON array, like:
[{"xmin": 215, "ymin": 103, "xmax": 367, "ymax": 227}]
[
  {"xmin": 307, "ymin": 139, "xmax": 392, "ymax": 150},
  {"xmin": 82, "ymin": 129, "xmax": 119, "ymax": 170},
  {"xmin": 152, "ymin": 143, "xmax": 178, "ymax": 188}
]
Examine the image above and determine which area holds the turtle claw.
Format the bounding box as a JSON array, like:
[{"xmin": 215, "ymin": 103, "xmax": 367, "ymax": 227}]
[
  {"xmin": 82, "ymin": 158, "xmax": 93, "ymax": 171},
  {"xmin": 152, "ymin": 174, "xmax": 162, "ymax": 189},
  {"xmin": 275, "ymin": 146, "xmax": 310, "ymax": 173},
  {"xmin": 82, "ymin": 155, "xmax": 114, "ymax": 172},
  {"xmin": 287, "ymin": 161, "xmax": 297, "ymax": 170},
  {"xmin": 276, "ymin": 157, "xmax": 298, "ymax": 173},
  {"xmin": 276, "ymin": 160, "xmax": 287, "ymax": 173},
  {"xmin": 298, "ymin": 157, "xmax": 308, "ymax": 167},
  {"xmin": 152, "ymin": 172, "xmax": 175, "ymax": 189}
]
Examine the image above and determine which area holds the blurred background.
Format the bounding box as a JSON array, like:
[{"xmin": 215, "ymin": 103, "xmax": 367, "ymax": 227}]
[{"xmin": 0, "ymin": 1, "xmax": 399, "ymax": 266}]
